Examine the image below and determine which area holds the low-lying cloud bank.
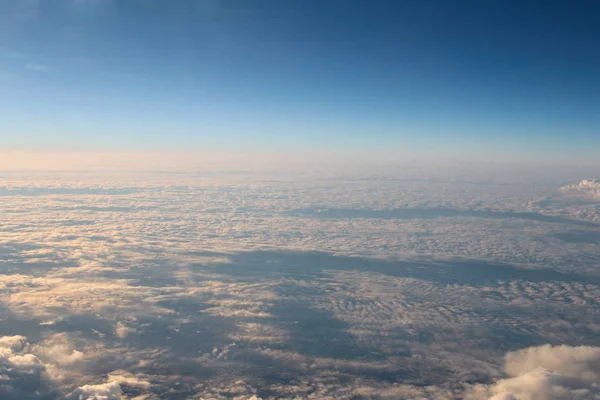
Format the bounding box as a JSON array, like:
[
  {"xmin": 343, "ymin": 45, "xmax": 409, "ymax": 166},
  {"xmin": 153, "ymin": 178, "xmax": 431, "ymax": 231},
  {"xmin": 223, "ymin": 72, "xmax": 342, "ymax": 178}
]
[{"xmin": 467, "ymin": 345, "xmax": 600, "ymax": 400}]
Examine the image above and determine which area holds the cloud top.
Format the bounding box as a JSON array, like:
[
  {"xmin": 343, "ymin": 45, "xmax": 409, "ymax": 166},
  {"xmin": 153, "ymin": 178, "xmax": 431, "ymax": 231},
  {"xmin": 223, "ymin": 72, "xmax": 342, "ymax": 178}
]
[
  {"xmin": 560, "ymin": 179, "xmax": 600, "ymax": 197},
  {"xmin": 468, "ymin": 345, "xmax": 600, "ymax": 400},
  {"xmin": 65, "ymin": 382, "xmax": 122, "ymax": 400}
]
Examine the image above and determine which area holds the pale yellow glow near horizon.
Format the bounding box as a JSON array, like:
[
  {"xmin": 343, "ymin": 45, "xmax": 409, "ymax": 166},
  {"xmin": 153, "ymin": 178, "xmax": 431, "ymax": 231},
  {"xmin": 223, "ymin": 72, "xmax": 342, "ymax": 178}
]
[
  {"xmin": 0, "ymin": 151, "xmax": 192, "ymax": 171},
  {"xmin": 0, "ymin": 151, "xmax": 286, "ymax": 171},
  {"xmin": 0, "ymin": 151, "xmax": 590, "ymax": 172},
  {"xmin": 0, "ymin": 151, "xmax": 374, "ymax": 171}
]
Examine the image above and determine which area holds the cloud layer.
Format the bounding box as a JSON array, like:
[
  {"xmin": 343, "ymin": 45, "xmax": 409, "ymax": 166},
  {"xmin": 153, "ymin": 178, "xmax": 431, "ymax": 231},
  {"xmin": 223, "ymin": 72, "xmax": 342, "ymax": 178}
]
[{"xmin": 0, "ymin": 169, "xmax": 599, "ymax": 398}]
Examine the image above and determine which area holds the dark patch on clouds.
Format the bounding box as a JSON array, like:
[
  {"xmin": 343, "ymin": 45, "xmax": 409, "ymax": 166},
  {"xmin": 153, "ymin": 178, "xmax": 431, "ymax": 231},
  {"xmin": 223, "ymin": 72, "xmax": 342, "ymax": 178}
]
[
  {"xmin": 0, "ymin": 220, "xmax": 95, "ymax": 232},
  {"xmin": 130, "ymin": 314, "xmax": 238, "ymax": 362},
  {"xmin": 54, "ymin": 219, "xmax": 97, "ymax": 226},
  {"xmin": 89, "ymin": 235, "xmax": 115, "ymax": 242},
  {"xmin": 552, "ymin": 230, "xmax": 600, "ymax": 244},
  {"xmin": 268, "ymin": 292, "xmax": 363, "ymax": 360},
  {"xmin": 51, "ymin": 315, "xmax": 118, "ymax": 339},
  {"xmin": 0, "ymin": 312, "xmax": 48, "ymax": 344},
  {"xmin": 0, "ymin": 360, "xmax": 58, "ymax": 400},
  {"xmin": 208, "ymin": 250, "xmax": 599, "ymax": 286},
  {"xmin": 0, "ymin": 244, "xmax": 77, "ymax": 275},
  {"xmin": 55, "ymin": 206, "xmax": 137, "ymax": 212},
  {"xmin": 191, "ymin": 251, "xmax": 600, "ymax": 361}
]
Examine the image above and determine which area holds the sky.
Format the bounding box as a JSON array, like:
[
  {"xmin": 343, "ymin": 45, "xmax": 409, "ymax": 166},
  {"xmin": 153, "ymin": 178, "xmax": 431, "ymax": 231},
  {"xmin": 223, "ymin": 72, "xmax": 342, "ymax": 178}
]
[{"xmin": 0, "ymin": 0, "xmax": 599, "ymax": 161}]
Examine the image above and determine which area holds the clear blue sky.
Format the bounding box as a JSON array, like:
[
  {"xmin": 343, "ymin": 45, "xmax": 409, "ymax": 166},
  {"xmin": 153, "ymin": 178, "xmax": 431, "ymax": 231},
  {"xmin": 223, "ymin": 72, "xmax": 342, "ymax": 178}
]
[{"xmin": 1, "ymin": 0, "xmax": 599, "ymax": 158}]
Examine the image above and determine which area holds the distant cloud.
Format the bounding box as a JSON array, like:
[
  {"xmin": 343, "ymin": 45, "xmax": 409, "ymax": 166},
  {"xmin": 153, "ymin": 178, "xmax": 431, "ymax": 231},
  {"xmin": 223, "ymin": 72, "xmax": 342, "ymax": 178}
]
[{"xmin": 560, "ymin": 179, "xmax": 600, "ymax": 198}]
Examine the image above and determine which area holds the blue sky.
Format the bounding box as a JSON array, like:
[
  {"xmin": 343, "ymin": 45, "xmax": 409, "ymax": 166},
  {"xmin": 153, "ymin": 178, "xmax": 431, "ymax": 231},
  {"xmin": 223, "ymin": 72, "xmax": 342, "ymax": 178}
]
[{"xmin": 0, "ymin": 0, "xmax": 599, "ymax": 159}]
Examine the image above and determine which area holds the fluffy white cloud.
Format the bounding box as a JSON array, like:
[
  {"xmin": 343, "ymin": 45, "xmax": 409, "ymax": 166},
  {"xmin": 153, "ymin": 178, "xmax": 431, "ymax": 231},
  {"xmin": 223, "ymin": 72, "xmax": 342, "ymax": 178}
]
[
  {"xmin": 114, "ymin": 322, "xmax": 136, "ymax": 339},
  {"xmin": 0, "ymin": 335, "xmax": 27, "ymax": 351},
  {"xmin": 0, "ymin": 335, "xmax": 56, "ymax": 399},
  {"xmin": 467, "ymin": 345, "xmax": 600, "ymax": 400},
  {"xmin": 32, "ymin": 334, "xmax": 86, "ymax": 367},
  {"xmin": 0, "ymin": 333, "xmax": 126, "ymax": 399},
  {"xmin": 560, "ymin": 179, "xmax": 600, "ymax": 197},
  {"xmin": 107, "ymin": 370, "xmax": 152, "ymax": 390},
  {"xmin": 65, "ymin": 382, "xmax": 122, "ymax": 400}
]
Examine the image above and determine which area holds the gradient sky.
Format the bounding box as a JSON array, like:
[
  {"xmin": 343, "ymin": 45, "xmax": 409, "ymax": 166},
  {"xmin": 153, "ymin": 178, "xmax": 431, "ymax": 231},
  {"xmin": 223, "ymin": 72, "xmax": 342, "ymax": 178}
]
[{"xmin": 1, "ymin": 0, "xmax": 599, "ymax": 159}]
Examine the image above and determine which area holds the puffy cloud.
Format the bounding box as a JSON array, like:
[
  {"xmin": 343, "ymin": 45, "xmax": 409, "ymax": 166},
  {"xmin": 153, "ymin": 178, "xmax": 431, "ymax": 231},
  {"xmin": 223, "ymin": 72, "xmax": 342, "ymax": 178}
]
[
  {"xmin": 65, "ymin": 382, "xmax": 122, "ymax": 400},
  {"xmin": 107, "ymin": 371, "xmax": 152, "ymax": 390},
  {"xmin": 504, "ymin": 345, "xmax": 600, "ymax": 381},
  {"xmin": 560, "ymin": 179, "xmax": 600, "ymax": 197},
  {"xmin": 0, "ymin": 335, "xmax": 27, "ymax": 351},
  {"xmin": 114, "ymin": 322, "xmax": 136, "ymax": 339},
  {"xmin": 32, "ymin": 334, "xmax": 86, "ymax": 367},
  {"xmin": 0, "ymin": 333, "xmax": 126, "ymax": 399},
  {"xmin": 467, "ymin": 345, "xmax": 600, "ymax": 400},
  {"xmin": 0, "ymin": 335, "xmax": 57, "ymax": 399}
]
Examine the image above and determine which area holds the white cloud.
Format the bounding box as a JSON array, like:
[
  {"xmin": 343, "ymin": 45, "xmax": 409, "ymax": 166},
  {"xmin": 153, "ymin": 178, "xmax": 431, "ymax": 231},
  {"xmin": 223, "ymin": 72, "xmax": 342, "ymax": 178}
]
[
  {"xmin": 0, "ymin": 335, "xmax": 56, "ymax": 399},
  {"xmin": 560, "ymin": 179, "xmax": 600, "ymax": 197},
  {"xmin": 504, "ymin": 344, "xmax": 600, "ymax": 381},
  {"xmin": 32, "ymin": 333, "xmax": 86, "ymax": 367},
  {"xmin": 467, "ymin": 345, "xmax": 600, "ymax": 400},
  {"xmin": 107, "ymin": 370, "xmax": 152, "ymax": 390},
  {"xmin": 65, "ymin": 382, "xmax": 122, "ymax": 400},
  {"xmin": 0, "ymin": 335, "xmax": 27, "ymax": 351},
  {"xmin": 114, "ymin": 322, "xmax": 136, "ymax": 339}
]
